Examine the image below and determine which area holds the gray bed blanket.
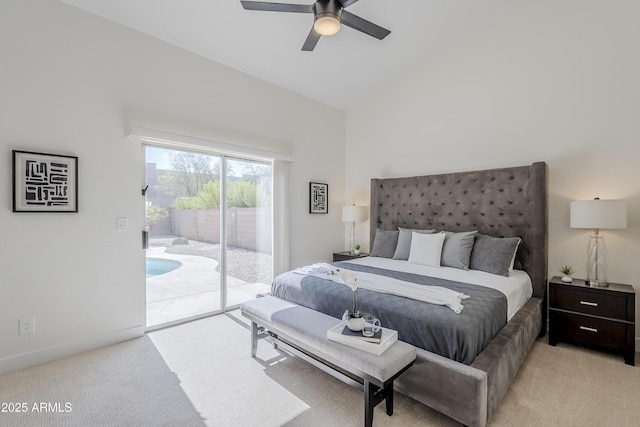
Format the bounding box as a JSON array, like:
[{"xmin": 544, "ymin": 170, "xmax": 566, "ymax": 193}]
[{"xmin": 271, "ymin": 261, "xmax": 507, "ymax": 364}]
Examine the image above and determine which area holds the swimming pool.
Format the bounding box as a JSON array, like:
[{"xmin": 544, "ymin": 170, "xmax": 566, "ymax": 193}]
[{"xmin": 146, "ymin": 258, "xmax": 182, "ymax": 278}]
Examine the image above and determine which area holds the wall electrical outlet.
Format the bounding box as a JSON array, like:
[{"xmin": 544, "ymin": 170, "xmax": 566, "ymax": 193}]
[{"xmin": 19, "ymin": 317, "xmax": 35, "ymax": 335}]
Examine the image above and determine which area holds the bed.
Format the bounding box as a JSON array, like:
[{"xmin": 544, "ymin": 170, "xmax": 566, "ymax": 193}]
[{"xmin": 272, "ymin": 162, "xmax": 548, "ymax": 426}]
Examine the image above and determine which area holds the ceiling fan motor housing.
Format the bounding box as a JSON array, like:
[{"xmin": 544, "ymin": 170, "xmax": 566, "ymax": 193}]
[
  {"xmin": 313, "ymin": 0, "xmax": 343, "ymax": 35},
  {"xmin": 313, "ymin": 0, "xmax": 342, "ymax": 18}
]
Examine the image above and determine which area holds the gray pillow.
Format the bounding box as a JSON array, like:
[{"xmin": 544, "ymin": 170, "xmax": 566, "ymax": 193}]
[
  {"xmin": 469, "ymin": 234, "xmax": 521, "ymax": 276},
  {"xmin": 441, "ymin": 231, "xmax": 477, "ymax": 270},
  {"xmin": 392, "ymin": 228, "xmax": 435, "ymax": 260},
  {"xmin": 370, "ymin": 229, "xmax": 399, "ymax": 258}
]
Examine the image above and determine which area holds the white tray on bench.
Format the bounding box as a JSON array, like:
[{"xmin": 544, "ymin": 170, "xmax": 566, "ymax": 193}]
[{"xmin": 327, "ymin": 321, "xmax": 398, "ymax": 355}]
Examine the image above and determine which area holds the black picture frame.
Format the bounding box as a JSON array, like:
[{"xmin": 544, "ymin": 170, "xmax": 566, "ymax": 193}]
[
  {"xmin": 309, "ymin": 182, "xmax": 328, "ymax": 214},
  {"xmin": 12, "ymin": 150, "xmax": 78, "ymax": 213}
]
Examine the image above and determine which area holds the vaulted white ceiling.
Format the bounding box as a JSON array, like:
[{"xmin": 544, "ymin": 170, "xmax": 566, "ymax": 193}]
[{"xmin": 60, "ymin": 0, "xmax": 508, "ymax": 110}]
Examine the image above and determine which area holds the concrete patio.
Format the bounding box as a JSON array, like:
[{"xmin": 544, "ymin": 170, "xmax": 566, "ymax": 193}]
[{"xmin": 146, "ymin": 246, "xmax": 271, "ymax": 327}]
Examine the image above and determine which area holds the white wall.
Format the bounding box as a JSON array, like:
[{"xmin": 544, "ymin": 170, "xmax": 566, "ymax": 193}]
[
  {"xmin": 346, "ymin": 0, "xmax": 640, "ymax": 340},
  {"xmin": 0, "ymin": 0, "xmax": 344, "ymax": 372}
]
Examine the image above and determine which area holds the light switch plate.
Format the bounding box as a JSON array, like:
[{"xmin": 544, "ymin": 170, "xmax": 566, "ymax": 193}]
[{"xmin": 117, "ymin": 217, "xmax": 128, "ymax": 231}]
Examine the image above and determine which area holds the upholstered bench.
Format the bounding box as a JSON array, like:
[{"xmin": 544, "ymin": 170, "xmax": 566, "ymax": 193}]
[{"xmin": 241, "ymin": 296, "xmax": 416, "ymax": 427}]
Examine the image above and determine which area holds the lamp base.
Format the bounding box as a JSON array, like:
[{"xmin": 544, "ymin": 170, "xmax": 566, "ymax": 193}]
[
  {"xmin": 586, "ymin": 235, "xmax": 608, "ymax": 288},
  {"xmin": 587, "ymin": 280, "xmax": 609, "ymax": 288},
  {"xmin": 349, "ymin": 220, "xmax": 356, "ymax": 256}
]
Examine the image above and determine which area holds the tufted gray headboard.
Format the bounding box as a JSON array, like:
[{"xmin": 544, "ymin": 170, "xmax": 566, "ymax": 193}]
[{"xmin": 370, "ymin": 162, "xmax": 548, "ymax": 299}]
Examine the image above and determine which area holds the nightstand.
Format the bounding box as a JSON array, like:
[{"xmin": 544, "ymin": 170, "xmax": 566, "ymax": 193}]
[
  {"xmin": 548, "ymin": 276, "xmax": 635, "ymax": 365},
  {"xmin": 333, "ymin": 251, "xmax": 369, "ymax": 262}
]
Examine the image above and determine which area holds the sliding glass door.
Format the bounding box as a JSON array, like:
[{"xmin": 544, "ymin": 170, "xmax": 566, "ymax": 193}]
[
  {"xmin": 224, "ymin": 158, "xmax": 273, "ymax": 307},
  {"xmin": 144, "ymin": 145, "xmax": 273, "ymax": 328}
]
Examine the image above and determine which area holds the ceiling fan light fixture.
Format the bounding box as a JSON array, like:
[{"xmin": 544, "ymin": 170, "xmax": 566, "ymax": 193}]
[
  {"xmin": 241, "ymin": 0, "xmax": 390, "ymax": 51},
  {"xmin": 314, "ymin": 13, "xmax": 341, "ymax": 36}
]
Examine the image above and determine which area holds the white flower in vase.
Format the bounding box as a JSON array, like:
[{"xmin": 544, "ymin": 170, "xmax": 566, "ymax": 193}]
[{"xmin": 338, "ymin": 270, "xmax": 364, "ymax": 331}]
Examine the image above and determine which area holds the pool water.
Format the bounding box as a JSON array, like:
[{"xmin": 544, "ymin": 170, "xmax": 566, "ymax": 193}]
[{"xmin": 146, "ymin": 258, "xmax": 182, "ymax": 278}]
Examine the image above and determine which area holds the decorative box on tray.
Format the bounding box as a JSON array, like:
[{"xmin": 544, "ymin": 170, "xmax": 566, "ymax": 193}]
[{"xmin": 327, "ymin": 321, "xmax": 398, "ymax": 355}]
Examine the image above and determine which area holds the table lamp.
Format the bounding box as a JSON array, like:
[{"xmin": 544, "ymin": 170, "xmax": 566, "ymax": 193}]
[
  {"xmin": 570, "ymin": 198, "xmax": 627, "ymax": 287},
  {"xmin": 342, "ymin": 205, "xmax": 368, "ymax": 254}
]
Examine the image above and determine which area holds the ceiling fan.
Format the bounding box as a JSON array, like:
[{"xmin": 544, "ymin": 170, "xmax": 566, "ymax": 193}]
[{"xmin": 240, "ymin": 0, "xmax": 391, "ymax": 51}]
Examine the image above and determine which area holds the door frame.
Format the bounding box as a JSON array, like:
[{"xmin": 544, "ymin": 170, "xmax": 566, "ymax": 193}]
[{"xmin": 142, "ymin": 143, "xmax": 275, "ymax": 331}]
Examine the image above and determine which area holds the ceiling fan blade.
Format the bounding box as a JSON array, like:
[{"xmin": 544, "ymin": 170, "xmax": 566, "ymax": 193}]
[
  {"xmin": 338, "ymin": 0, "xmax": 360, "ymax": 8},
  {"xmin": 302, "ymin": 27, "xmax": 321, "ymax": 51},
  {"xmin": 341, "ymin": 10, "xmax": 390, "ymax": 40},
  {"xmin": 240, "ymin": 1, "xmax": 313, "ymax": 13}
]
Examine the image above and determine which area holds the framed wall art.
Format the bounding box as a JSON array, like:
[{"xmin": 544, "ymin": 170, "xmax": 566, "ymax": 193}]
[
  {"xmin": 12, "ymin": 150, "xmax": 78, "ymax": 212},
  {"xmin": 309, "ymin": 182, "xmax": 328, "ymax": 214}
]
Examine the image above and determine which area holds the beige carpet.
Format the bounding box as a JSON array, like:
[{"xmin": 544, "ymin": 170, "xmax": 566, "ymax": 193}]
[
  {"xmin": 2, "ymin": 312, "xmax": 639, "ymax": 426},
  {"xmin": 0, "ymin": 335, "xmax": 205, "ymax": 427}
]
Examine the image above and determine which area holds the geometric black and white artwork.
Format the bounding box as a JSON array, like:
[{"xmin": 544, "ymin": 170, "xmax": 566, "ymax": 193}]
[
  {"xmin": 12, "ymin": 150, "xmax": 78, "ymax": 212},
  {"xmin": 309, "ymin": 182, "xmax": 328, "ymax": 214}
]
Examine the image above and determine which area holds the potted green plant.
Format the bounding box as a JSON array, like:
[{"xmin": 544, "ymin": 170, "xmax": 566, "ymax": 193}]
[
  {"xmin": 354, "ymin": 244, "xmax": 361, "ymax": 256},
  {"xmin": 560, "ymin": 265, "xmax": 575, "ymax": 283}
]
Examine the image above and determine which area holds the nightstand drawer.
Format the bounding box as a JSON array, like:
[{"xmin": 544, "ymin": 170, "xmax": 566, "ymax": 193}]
[
  {"xmin": 551, "ymin": 311, "xmax": 629, "ymax": 352},
  {"xmin": 553, "ymin": 286, "xmax": 628, "ymax": 320}
]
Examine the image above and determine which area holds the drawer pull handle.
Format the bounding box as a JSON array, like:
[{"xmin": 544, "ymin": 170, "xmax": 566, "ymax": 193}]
[
  {"xmin": 580, "ymin": 326, "xmax": 598, "ymax": 333},
  {"xmin": 580, "ymin": 301, "xmax": 598, "ymax": 307}
]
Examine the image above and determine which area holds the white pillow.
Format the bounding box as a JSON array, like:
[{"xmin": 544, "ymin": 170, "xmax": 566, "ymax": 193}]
[
  {"xmin": 509, "ymin": 238, "xmax": 521, "ymax": 272},
  {"xmin": 408, "ymin": 232, "xmax": 446, "ymax": 267}
]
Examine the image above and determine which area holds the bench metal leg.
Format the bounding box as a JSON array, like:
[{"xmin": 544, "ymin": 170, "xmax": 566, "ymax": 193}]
[
  {"xmin": 251, "ymin": 321, "xmax": 275, "ymax": 356},
  {"xmin": 251, "ymin": 321, "xmax": 258, "ymax": 357},
  {"xmin": 364, "ymin": 379, "xmax": 374, "ymax": 427},
  {"xmin": 385, "ymin": 382, "xmax": 394, "ymax": 416},
  {"xmin": 364, "ymin": 378, "xmax": 395, "ymax": 426}
]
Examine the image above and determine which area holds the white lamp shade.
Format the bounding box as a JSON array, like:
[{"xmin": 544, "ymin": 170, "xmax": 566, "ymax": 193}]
[
  {"xmin": 570, "ymin": 199, "xmax": 627, "ymax": 229},
  {"xmin": 342, "ymin": 205, "xmax": 368, "ymax": 222}
]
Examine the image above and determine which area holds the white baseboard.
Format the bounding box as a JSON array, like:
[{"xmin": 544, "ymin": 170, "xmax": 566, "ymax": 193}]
[{"xmin": 0, "ymin": 325, "xmax": 145, "ymax": 375}]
